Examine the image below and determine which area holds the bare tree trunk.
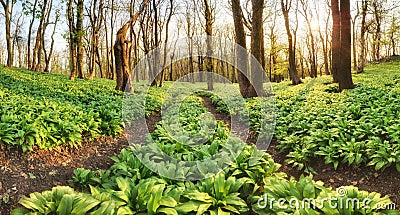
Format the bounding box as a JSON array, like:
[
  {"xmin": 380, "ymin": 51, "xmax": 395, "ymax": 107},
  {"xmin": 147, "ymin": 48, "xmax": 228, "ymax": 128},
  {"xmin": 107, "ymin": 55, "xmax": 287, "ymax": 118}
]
[
  {"xmin": 232, "ymin": 0, "xmax": 256, "ymax": 97},
  {"xmin": 43, "ymin": 0, "xmax": 56, "ymax": 73},
  {"xmin": 115, "ymin": 0, "xmax": 149, "ymax": 92},
  {"xmin": 151, "ymin": 0, "xmax": 159, "ymax": 86},
  {"xmin": 351, "ymin": 10, "xmax": 359, "ymax": 71},
  {"xmin": 158, "ymin": 0, "xmax": 174, "ymax": 87},
  {"xmin": 251, "ymin": 0, "xmax": 266, "ymax": 96},
  {"xmin": 67, "ymin": 0, "xmax": 77, "ymax": 80},
  {"xmin": 26, "ymin": 0, "xmax": 38, "ymax": 69},
  {"xmin": 115, "ymin": 23, "xmax": 133, "ymax": 92},
  {"xmin": 1, "ymin": 0, "xmax": 14, "ymax": 67},
  {"xmin": 372, "ymin": 1, "xmax": 381, "ymax": 61},
  {"xmin": 76, "ymin": 0, "xmax": 85, "ymax": 79},
  {"xmin": 357, "ymin": 0, "xmax": 367, "ymax": 73},
  {"xmin": 300, "ymin": 0, "xmax": 317, "ymax": 78},
  {"xmin": 204, "ymin": 0, "xmax": 213, "ymax": 91},
  {"xmin": 281, "ymin": 0, "xmax": 302, "ymax": 85},
  {"xmin": 338, "ymin": 0, "xmax": 354, "ymax": 91},
  {"xmin": 331, "ymin": 0, "xmax": 340, "ymax": 83},
  {"xmin": 88, "ymin": 0, "xmax": 104, "ymax": 80}
]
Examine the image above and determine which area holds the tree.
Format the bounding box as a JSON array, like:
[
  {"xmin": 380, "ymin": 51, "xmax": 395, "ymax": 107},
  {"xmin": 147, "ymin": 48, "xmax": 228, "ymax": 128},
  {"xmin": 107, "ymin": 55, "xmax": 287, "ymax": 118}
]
[
  {"xmin": 42, "ymin": 0, "xmax": 59, "ymax": 73},
  {"xmin": 281, "ymin": 0, "xmax": 302, "ymax": 85},
  {"xmin": 76, "ymin": 0, "xmax": 85, "ymax": 79},
  {"xmin": 231, "ymin": 0, "xmax": 256, "ymax": 98},
  {"xmin": 300, "ymin": 0, "xmax": 317, "ymax": 78},
  {"xmin": 250, "ymin": 0, "xmax": 266, "ymax": 96},
  {"xmin": 0, "ymin": 0, "xmax": 15, "ymax": 67},
  {"xmin": 315, "ymin": 0, "xmax": 331, "ymax": 75},
  {"xmin": 68, "ymin": 0, "xmax": 85, "ymax": 80},
  {"xmin": 333, "ymin": 0, "xmax": 354, "ymax": 91},
  {"xmin": 203, "ymin": 0, "xmax": 214, "ymax": 91},
  {"xmin": 331, "ymin": 0, "xmax": 340, "ymax": 82},
  {"xmin": 23, "ymin": 0, "xmax": 39, "ymax": 69},
  {"xmin": 67, "ymin": 0, "xmax": 77, "ymax": 80},
  {"xmin": 87, "ymin": 0, "xmax": 105, "ymax": 80},
  {"xmin": 114, "ymin": 0, "xmax": 149, "ymax": 92},
  {"xmin": 158, "ymin": 0, "xmax": 174, "ymax": 87},
  {"xmin": 357, "ymin": 0, "xmax": 367, "ymax": 73}
]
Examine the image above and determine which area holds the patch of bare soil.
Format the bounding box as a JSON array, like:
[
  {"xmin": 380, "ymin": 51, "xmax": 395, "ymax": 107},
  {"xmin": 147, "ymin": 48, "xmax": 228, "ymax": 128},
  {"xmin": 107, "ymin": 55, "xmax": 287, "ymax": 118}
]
[
  {"xmin": 0, "ymin": 113, "xmax": 161, "ymax": 215},
  {"xmin": 201, "ymin": 96, "xmax": 258, "ymax": 144}
]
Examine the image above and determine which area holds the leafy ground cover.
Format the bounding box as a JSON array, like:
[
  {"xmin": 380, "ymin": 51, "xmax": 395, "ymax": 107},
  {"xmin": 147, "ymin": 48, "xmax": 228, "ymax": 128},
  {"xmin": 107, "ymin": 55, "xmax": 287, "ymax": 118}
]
[
  {"xmin": 0, "ymin": 68, "xmax": 165, "ymax": 152},
  {"xmin": 12, "ymin": 94, "xmax": 398, "ymax": 214},
  {"xmin": 1, "ymin": 60, "xmax": 400, "ymax": 214},
  {"xmin": 202, "ymin": 58, "xmax": 400, "ymax": 173}
]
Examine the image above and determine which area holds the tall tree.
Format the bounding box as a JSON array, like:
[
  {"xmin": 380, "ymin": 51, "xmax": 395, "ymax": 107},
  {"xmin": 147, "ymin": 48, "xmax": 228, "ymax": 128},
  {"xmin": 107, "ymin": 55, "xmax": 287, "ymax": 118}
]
[
  {"xmin": 231, "ymin": 0, "xmax": 256, "ymax": 98},
  {"xmin": 357, "ymin": 0, "xmax": 367, "ymax": 73},
  {"xmin": 203, "ymin": 0, "xmax": 214, "ymax": 91},
  {"xmin": 0, "ymin": 0, "xmax": 14, "ymax": 67},
  {"xmin": 335, "ymin": 0, "xmax": 354, "ymax": 91},
  {"xmin": 76, "ymin": 0, "xmax": 85, "ymax": 78},
  {"xmin": 42, "ymin": 0, "xmax": 58, "ymax": 73},
  {"xmin": 251, "ymin": 0, "xmax": 266, "ymax": 96},
  {"xmin": 331, "ymin": 0, "xmax": 340, "ymax": 82},
  {"xmin": 158, "ymin": 0, "xmax": 174, "ymax": 87},
  {"xmin": 68, "ymin": 0, "xmax": 77, "ymax": 80},
  {"xmin": 315, "ymin": 0, "xmax": 331, "ymax": 75},
  {"xmin": 23, "ymin": 0, "xmax": 39, "ymax": 69},
  {"xmin": 87, "ymin": 0, "xmax": 105, "ymax": 80},
  {"xmin": 300, "ymin": 0, "xmax": 317, "ymax": 78},
  {"xmin": 32, "ymin": 0, "xmax": 53, "ymax": 72},
  {"xmin": 281, "ymin": 0, "xmax": 302, "ymax": 85}
]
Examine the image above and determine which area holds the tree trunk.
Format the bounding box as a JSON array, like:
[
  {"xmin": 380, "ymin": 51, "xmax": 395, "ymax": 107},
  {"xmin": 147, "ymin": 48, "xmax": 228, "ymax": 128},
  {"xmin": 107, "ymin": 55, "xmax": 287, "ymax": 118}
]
[
  {"xmin": 251, "ymin": 0, "xmax": 266, "ymax": 96},
  {"xmin": 76, "ymin": 0, "xmax": 85, "ymax": 79},
  {"xmin": 281, "ymin": 0, "xmax": 302, "ymax": 85},
  {"xmin": 158, "ymin": 0, "xmax": 174, "ymax": 87},
  {"xmin": 338, "ymin": 0, "xmax": 354, "ymax": 91},
  {"xmin": 67, "ymin": 0, "xmax": 77, "ymax": 80},
  {"xmin": 357, "ymin": 0, "xmax": 367, "ymax": 73},
  {"xmin": 351, "ymin": 15, "xmax": 358, "ymax": 71},
  {"xmin": 115, "ymin": 0, "xmax": 149, "ymax": 92},
  {"xmin": 151, "ymin": 0, "xmax": 159, "ymax": 86},
  {"xmin": 1, "ymin": 0, "xmax": 13, "ymax": 67},
  {"xmin": 204, "ymin": 0, "xmax": 213, "ymax": 91},
  {"xmin": 114, "ymin": 23, "xmax": 133, "ymax": 92},
  {"xmin": 331, "ymin": 0, "xmax": 340, "ymax": 83},
  {"xmin": 26, "ymin": 0, "xmax": 38, "ymax": 69},
  {"xmin": 232, "ymin": 0, "xmax": 256, "ymax": 97}
]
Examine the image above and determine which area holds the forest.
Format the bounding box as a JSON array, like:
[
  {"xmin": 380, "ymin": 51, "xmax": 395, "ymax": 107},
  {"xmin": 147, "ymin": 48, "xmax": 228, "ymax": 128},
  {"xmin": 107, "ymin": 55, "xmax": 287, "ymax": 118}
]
[{"xmin": 0, "ymin": 0, "xmax": 400, "ymax": 214}]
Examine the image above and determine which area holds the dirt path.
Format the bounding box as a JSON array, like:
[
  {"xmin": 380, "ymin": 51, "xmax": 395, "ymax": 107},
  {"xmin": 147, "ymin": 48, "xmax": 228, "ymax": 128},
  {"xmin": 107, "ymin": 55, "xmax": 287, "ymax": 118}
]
[
  {"xmin": 0, "ymin": 113, "xmax": 161, "ymax": 215},
  {"xmin": 201, "ymin": 96, "xmax": 258, "ymax": 144},
  {"xmin": 201, "ymin": 96, "xmax": 400, "ymax": 211}
]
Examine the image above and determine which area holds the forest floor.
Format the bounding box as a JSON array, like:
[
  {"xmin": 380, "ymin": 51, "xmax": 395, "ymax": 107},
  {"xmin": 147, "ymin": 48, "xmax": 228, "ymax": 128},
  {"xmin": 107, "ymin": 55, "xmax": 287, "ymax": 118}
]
[{"xmin": 0, "ymin": 99, "xmax": 399, "ymax": 214}]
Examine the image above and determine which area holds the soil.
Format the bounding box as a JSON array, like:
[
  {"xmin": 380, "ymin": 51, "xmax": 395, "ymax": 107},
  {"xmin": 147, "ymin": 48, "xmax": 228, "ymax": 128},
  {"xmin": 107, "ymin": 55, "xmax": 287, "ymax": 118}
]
[
  {"xmin": 0, "ymin": 113, "xmax": 161, "ymax": 215},
  {"xmin": 0, "ymin": 100, "xmax": 399, "ymax": 214}
]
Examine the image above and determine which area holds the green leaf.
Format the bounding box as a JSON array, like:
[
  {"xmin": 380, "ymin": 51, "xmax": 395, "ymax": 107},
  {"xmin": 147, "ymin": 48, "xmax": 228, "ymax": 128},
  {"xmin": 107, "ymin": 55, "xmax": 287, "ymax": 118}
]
[
  {"xmin": 159, "ymin": 196, "xmax": 177, "ymax": 207},
  {"xmin": 303, "ymin": 183, "xmax": 316, "ymax": 199},
  {"xmin": 71, "ymin": 195, "xmax": 100, "ymax": 215},
  {"xmin": 56, "ymin": 194, "xmax": 74, "ymax": 215}
]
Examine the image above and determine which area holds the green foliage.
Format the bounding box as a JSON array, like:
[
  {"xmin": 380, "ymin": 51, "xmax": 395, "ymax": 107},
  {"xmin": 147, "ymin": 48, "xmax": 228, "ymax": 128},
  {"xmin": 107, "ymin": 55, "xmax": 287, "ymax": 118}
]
[
  {"xmin": 13, "ymin": 86, "xmax": 398, "ymax": 214},
  {"xmin": 252, "ymin": 175, "xmax": 397, "ymax": 215},
  {"xmin": 0, "ymin": 68, "xmax": 165, "ymax": 151},
  {"xmin": 199, "ymin": 61, "xmax": 400, "ymax": 172}
]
